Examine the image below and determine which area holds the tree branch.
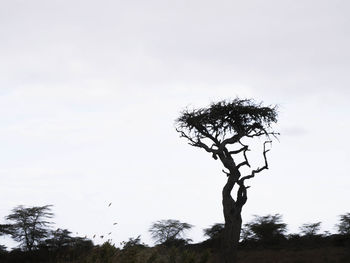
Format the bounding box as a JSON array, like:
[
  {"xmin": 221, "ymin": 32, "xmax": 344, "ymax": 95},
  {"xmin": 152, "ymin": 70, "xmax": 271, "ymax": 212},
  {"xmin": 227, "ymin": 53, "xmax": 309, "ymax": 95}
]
[
  {"xmin": 239, "ymin": 141, "xmax": 271, "ymax": 183},
  {"xmin": 222, "ymin": 169, "xmax": 230, "ymax": 177},
  {"xmin": 235, "ymin": 142, "xmax": 251, "ymax": 170},
  {"xmin": 195, "ymin": 124, "xmax": 220, "ymax": 146},
  {"xmin": 219, "ymin": 133, "xmax": 243, "ymax": 149},
  {"xmin": 228, "ymin": 145, "xmax": 248, "ymax": 155},
  {"xmin": 176, "ymin": 129, "xmax": 219, "ymax": 156}
]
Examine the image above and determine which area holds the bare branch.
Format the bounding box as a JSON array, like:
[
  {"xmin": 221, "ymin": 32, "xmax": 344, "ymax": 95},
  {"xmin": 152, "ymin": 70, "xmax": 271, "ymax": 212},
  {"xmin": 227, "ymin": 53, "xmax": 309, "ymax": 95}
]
[
  {"xmin": 176, "ymin": 128, "xmax": 219, "ymax": 156},
  {"xmin": 228, "ymin": 145, "xmax": 248, "ymax": 155},
  {"xmin": 246, "ymin": 131, "xmax": 265, "ymax": 138},
  {"xmin": 235, "ymin": 142, "xmax": 251, "ymax": 169},
  {"xmin": 219, "ymin": 133, "xmax": 243, "ymax": 149},
  {"xmin": 236, "ymin": 161, "xmax": 249, "ymax": 170},
  {"xmin": 239, "ymin": 141, "xmax": 271, "ymax": 183}
]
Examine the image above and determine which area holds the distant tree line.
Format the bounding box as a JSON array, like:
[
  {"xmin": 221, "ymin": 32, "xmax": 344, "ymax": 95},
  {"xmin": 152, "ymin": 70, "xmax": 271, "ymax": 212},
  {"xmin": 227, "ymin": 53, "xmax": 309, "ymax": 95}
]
[
  {"xmin": 0, "ymin": 205, "xmax": 93, "ymax": 256},
  {"xmin": 1, "ymin": 205, "xmax": 350, "ymax": 262}
]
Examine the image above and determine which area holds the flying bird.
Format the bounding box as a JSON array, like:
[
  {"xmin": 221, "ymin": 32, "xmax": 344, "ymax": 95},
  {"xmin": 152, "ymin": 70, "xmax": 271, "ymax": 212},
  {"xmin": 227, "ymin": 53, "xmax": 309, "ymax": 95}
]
[
  {"xmin": 93, "ymin": 234, "xmax": 96, "ymax": 238},
  {"xmin": 108, "ymin": 232, "xmax": 112, "ymax": 235},
  {"xmin": 113, "ymin": 222, "xmax": 118, "ymax": 225},
  {"xmin": 108, "ymin": 202, "xmax": 112, "ymax": 207},
  {"xmin": 100, "ymin": 235, "xmax": 104, "ymax": 239}
]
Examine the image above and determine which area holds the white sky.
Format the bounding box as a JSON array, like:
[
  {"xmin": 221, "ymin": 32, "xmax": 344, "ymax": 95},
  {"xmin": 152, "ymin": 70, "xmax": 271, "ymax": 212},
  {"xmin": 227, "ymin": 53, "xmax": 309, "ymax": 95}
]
[{"xmin": 1, "ymin": 0, "xmax": 349, "ymax": 249}]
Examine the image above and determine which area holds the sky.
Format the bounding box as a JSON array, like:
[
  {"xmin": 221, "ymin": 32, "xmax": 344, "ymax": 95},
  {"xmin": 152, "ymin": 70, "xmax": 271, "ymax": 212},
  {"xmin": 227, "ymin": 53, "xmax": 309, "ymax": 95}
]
[{"xmin": 0, "ymin": 0, "xmax": 349, "ymax": 249}]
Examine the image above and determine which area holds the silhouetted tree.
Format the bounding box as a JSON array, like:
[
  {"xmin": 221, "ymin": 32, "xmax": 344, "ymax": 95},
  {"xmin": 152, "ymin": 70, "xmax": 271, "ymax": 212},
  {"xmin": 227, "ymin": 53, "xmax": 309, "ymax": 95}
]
[
  {"xmin": 42, "ymin": 228, "xmax": 73, "ymax": 250},
  {"xmin": 176, "ymin": 98, "xmax": 278, "ymax": 262},
  {"xmin": 202, "ymin": 223, "xmax": 225, "ymax": 248},
  {"xmin": 242, "ymin": 214, "xmax": 287, "ymax": 245},
  {"xmin": 203, "ymin": 223, "xmax": 225, "ymax": 240},
  {"xmin": 121, "ymin": 235, "xmax": 147, "ymax": 249},
  {"xmin": 6, "ymin": 205, "xmax": 54, "ymax": 251},
  {"xmin": 149, "ymin": 219, "xmax": 193, "ymax": 246},
  {"xmin": 299, "ymin": 222, "xmax": 322, "ymax": 236},
  {"xmin": 41, "ymin": 228, "xmax": 92, "ymax": 250},
  {"xmin": 337, "ymin": 213, "xmax": 350, "ymax": 235}
]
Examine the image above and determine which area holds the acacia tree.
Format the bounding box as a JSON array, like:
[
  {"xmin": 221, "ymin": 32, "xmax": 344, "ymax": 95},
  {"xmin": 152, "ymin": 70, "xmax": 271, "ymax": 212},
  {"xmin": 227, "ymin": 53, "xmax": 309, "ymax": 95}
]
[
  {"xmin": 242, "ymin": 214, "xmax": 287, "ymax": 244},
  {"xmin": 337, "ymin": 213, "xmax": 350, "ymax": 235},
  {"xmin": 42, "ymin": 228, "xmax": 92, "ymax": 250},
  {"xmin": 6, "ymin": 205, "xmax": 54, "ymax": 251},
  {"xmin": 176, "ymin": 98, "xmax": 278, "ymax": 262},
  {"xmin": 149, "ymin": 219, "xmax": 193, "ymax": 246},
  {"xmin": 299, "ymin": 222, "xmax": 322, "ymax": 236},
  {"xmin": 203, "ymin": 223, "xmax": 225, "ymax": 240}
]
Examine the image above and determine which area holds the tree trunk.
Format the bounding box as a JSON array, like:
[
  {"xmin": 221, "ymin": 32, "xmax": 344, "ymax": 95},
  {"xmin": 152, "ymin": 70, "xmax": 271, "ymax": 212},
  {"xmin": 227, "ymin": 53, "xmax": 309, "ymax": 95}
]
[
  {"xmin": 220, "ymin": 172, "xmax": 243, "ymax": 263},
  {"xmin": 221, "ymin": 211, "xmax": 242, "ymax": 263}
]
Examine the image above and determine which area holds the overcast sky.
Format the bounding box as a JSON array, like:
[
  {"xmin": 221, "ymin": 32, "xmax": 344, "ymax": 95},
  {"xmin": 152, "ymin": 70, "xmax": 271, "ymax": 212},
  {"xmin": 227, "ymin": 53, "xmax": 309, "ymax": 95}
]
[{"xmin": 1, "ymin": 0, "xmax": 349, "ymax": 248}]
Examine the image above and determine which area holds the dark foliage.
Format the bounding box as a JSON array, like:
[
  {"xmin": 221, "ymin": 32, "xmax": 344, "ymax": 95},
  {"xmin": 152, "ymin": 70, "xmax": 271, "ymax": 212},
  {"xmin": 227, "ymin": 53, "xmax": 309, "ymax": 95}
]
[
  {"xmin": 299, "ymin": 222, "xmax": 322, "ymax": 236},
  {"xmin": 176, "ymin": 98, "xmax": 278, "ymax": 142},
  {"xmin": 121, "ymin": 235, "xmax": 147, "ymax": 250},
  {"xmin": 40, "ymin": 228, "xmax": 93, "ymax": 251},
  {"xmin": 242, "ymin": 214, "xmax": 287, "ymax": 247},
  {"xmin": 337, "ymin": 213, "xmax": 350, "ymax": 235},
  {"xmin": 0, "ymin": 224, "xmax": 13, "ymax": 236},
  {"xmin": 6, "ymin": 205, "xmax": 54, "ymax": 251},
  {"xmin": 149, "ymin": 219, "xmax": 193, "ymax": 246},
  {"xmin": 203, "ymin": 223, "xmax": 225, "ymax": 240}
]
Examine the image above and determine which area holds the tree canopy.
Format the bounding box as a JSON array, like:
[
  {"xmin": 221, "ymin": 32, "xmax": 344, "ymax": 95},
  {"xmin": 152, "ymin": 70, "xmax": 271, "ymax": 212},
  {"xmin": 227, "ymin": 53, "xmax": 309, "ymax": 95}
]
[
  {"xmin": 337, "ymin": 213, "xmax": 350, "ymax": 235},
  {"xmin": 299, "ymin": 222, "xmax": 322, "ymax": 236},
  {"xmin": 6, "ymin": 205, "xmax": 54, "ymax": 251},
  {"xmin": 149, "ymin": 219, "xmax": 193, "ymax": 246},
  {"xmin": 203, "ymin": 223, "xmax": 225, "ymax": 240},
  {"xmin": 242, "ymin": 214, "xmax": 287, "ymax": 243},
  {"xmin": 176, "ymin": 98, "xmax": 277, "ymax": 147}
]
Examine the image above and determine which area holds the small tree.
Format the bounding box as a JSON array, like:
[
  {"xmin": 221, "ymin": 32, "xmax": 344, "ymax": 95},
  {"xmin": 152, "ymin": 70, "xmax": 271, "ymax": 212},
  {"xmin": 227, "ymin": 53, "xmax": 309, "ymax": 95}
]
[
  {"xmin": 176, "ymin": 98, "xmax": 278, "ymax": 262},
  {"xmin": 203, "ymin": 223, "xmax": 225, "ymax": 240},
  {"xmin": 41, "ymin": 228, "xmax": 92, "ymax": 250},
  {"xmin": 121, "ymin": 235, "xmax": 147, "ymax": 249},
  {"xmin": 242, "ymin": 214, "xmax": 287, "ymax": 245},
  {"xmin": 299, "ymin": 222, "xmax": 322, "ymax": 236},
  {"xmin": 203, "ymin": 223, "xmax": 225, "ymax": 248},
  {"xmin": 149, "ymin": 219, "xmax": 193, "ymax": 246},
  {"xmin": 337, "ymin": 213, "xmax": 350, "ymax": 235},
  {"xmin": 6, "ymin": 205, "xmax": 54, "ymax": 251},
  {"xmin": 43, "ymin": 228, "xmax": 74, "ymax": 250}
]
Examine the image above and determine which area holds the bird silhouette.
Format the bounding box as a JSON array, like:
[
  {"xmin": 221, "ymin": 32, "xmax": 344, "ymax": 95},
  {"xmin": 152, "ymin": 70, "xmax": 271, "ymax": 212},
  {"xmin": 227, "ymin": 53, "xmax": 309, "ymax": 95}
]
[
  {"xmin": 113, "ymin": 222, "xmax": 118, "ymax": 225},
  {"xmin": 93, "ymin": 234, "xmax": 96, "ymax": 238},
  {"xmin": 108, "ymin": 202, "xmax": 112, "ymax": 207},
  {"xmin": 100, "ymin": 235, "xmax": 104, "ymax": 239},
  {"xmin": 108, "ymin": 232, "xmax": 112, "ymax": 235}
]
